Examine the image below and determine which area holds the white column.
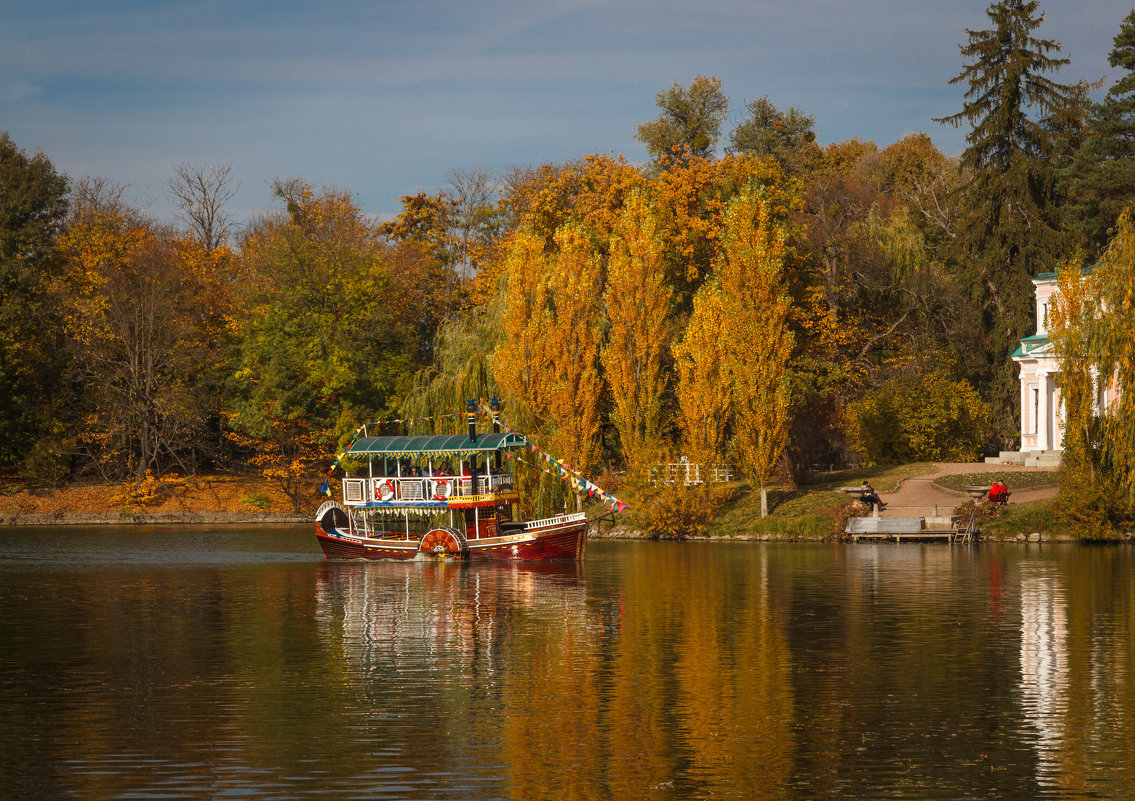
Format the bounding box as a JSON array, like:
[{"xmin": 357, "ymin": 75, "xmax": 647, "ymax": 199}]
[
  {"xmin": 1037, "ymin": 371, "xmax": 1050, "ymax": 451},
  {"xmin": 1020, "ymin": 375, "xmax": 1030, "ymax": 449}
]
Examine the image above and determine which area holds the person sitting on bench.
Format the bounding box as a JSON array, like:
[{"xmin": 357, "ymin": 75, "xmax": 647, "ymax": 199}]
[
  {"xmin": 860, "ymin": 480, "xmax": 883, "ymax": 509},
  {"xmin": 988, "ymin": 479, "xmax": 1009, "ymax": 506}
]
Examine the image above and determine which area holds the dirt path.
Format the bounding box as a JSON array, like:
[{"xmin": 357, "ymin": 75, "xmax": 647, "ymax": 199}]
[{"xmin": 877, "ymin": 462, "xmax": 1058, "ymax": 518}]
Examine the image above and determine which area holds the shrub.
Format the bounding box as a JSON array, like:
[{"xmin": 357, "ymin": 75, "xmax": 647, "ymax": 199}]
[
  {"xmin": 640, "ymin": 485, "xmax": 735, "ymax": 539},
  {"xmin": 846, "ymin": 371, "xmax": 990, "ymax": 464},
  {"xmin": 243, "ymin": 492, "xmax": 273, "ymax": 511}
]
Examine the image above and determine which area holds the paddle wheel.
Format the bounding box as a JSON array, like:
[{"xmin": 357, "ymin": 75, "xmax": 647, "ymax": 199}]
[{"xmin": 419, "ymin": 526, "xmax": 467, "ymax": 557}]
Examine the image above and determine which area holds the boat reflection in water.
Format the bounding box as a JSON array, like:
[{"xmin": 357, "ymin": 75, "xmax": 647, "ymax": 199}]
[{"xmin": 312, "ymin": 545, "xmax": 795, "ymax": 801}]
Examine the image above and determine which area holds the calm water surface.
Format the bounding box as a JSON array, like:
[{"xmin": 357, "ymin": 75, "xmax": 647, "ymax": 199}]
[{"xmin": 1, "ymin": 526, "xmax": 1133, "ymax": 800}]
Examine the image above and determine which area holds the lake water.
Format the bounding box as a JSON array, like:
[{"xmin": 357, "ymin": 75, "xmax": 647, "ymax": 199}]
[{"xmin": 1, "ymin": 526, "xmax": 1133, "ymax": 800}]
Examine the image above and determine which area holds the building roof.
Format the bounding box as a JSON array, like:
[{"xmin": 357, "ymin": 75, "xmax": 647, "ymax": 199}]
[
  {"xmin": 1011, "ymin": 333, "xmax": 1053, "ymax": 360},
  {"xmin": 345, "ymin": 432, "xmax": 526, "ymax": 457}
]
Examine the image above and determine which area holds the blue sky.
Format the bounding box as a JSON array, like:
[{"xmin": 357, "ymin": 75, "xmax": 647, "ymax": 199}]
[{"xmin": 3, "ymin": 0, "xmax": 1132, "ymax": 222}]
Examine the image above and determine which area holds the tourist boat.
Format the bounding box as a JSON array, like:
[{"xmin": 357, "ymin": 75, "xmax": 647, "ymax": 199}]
[{"xmin": 314, "ymin": 404, "xmax": 588, "ymax": 561}]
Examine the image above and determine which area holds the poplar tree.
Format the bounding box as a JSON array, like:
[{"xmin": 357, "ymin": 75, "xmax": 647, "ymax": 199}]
[
  {"xmin": 935, "ymin": 0, "xmax": 1073, "ymax": 440},
  {"xmin": 718, "ymin": 188, "xmax": 794, "ymax": 519},
  {"xmin": 673, "ymin": 281, "xmax": 731, "ymax": 468},
  {"xmin": 602, "ymin": 191, "xmax": 672, "ymax": 478},
  {"xmin": 543, "ymin": 224, "xmax": 604, "ymax": 485}
]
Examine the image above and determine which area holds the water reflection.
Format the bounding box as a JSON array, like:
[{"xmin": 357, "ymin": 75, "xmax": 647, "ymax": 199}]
[
  {"xmin": 4, "ymin": 530, "xmax": 1135, "ymax": 800},
  {"xmin": 1019, "ymin": 562, "xmax": 1068, "ymax": 788}
]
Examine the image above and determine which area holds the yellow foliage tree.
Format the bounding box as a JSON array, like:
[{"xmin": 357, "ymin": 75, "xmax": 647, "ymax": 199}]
[
  {"xmin": 717, "ymin": 188, "xmax": 794, "ymax": 518},
  {"xmin": 543, "ymin": 224, "xmax": 604, "ymax": 487},
  {"xmin": 673, "ymin": 281, "xmax": 732, "ymax": 467},
  {"xmin": 602, "ymin": 191, "xmax": 672, "ymax": 479},
  {"xmin": 493, "ymin": 229, "xmax": 553, "ymax": 432}
]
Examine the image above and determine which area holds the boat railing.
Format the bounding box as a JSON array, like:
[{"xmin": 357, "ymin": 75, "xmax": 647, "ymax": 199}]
[
  {"xmin": 524, "ymin": 511, "xmax": 587, "ymax": 530},
  {"xmin": 342, "ymin": 473, "xmax": 516, "ymax": 505}
]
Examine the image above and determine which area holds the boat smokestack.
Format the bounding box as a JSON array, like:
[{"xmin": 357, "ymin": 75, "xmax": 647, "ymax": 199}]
[
  {"xmin": 490, "ymin": 397, "xmax": 501, "ymax": 434},
  {"xmin": 466, "ymin": 399, "xmax": 477, "ymax": 443}
]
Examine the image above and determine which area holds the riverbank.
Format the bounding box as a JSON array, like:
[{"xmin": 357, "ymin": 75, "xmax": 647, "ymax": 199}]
[
  {"xmin": 0, "ymin": 464, "xmax": 1074, "ymax": 540},
  {"xmin": 0, "ymin": 475, "xmax": 306, "ymax": 526}
]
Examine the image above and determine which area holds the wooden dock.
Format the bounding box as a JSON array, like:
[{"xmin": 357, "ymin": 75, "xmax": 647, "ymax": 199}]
[{"xmin": 846, "ymin": 516, "xmax": 976, "ymax": 543}]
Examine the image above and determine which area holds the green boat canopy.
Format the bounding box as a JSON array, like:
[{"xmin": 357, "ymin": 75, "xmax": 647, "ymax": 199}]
[{"xmin": 345, "ymin": 432, "xmax": 527, "ymax": 457}]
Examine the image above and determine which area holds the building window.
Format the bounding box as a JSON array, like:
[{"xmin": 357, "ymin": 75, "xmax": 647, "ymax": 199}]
[{"xmin": 1030, "ymin": 385, "xmax": 1039, "ymax": 435}]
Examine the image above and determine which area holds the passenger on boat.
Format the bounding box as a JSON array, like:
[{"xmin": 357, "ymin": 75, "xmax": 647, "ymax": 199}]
[
  {"xmin": 435, "ymin": 462, "xmax": 454, "ymax": 477},
  {"xmin": 988, "ymin": 479, "xmax": 1009, "ymax": 506}
]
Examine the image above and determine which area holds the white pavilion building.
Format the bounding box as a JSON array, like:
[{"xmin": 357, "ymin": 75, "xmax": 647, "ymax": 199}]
[{"xmin": 1005, "ymin": 271, "xmax": 1116, "ymax": 466}]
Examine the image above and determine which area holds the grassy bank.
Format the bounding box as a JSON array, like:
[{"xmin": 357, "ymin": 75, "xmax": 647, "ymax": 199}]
[{"xmin": 616, "ymin": 463, "xmax": 939, "ymax": 540}]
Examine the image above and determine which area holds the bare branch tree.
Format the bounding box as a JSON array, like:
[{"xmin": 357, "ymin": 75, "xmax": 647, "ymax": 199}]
[
  {"xmin": 73, "ymin": 176, "xmax": 127, "ymax": 215},
  {"xmin": 166, "ymin": 161, "xmax": 239, "ymax": 250},
  {"xmin": 444, "ymin": 166, "xmax": 500, "ymax": 279}
]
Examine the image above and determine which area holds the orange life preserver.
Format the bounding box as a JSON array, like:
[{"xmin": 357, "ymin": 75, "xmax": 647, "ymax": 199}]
[
  {"xmin": 376, "ymin": 479, "xmax": 396, "ymax": 501},
  {"xmin": 432, "ymin": 478, "xmax": 451, "ymax": 500}
]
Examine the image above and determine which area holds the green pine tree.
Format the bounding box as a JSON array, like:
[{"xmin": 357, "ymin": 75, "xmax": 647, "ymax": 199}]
[
  {"xmin": 934, "ymin": 0, "xmax": 1074, "ymax": 444},
  {"xmin": 1062, "ymin": 11, "xmax": 1135, "ymax": 253}
]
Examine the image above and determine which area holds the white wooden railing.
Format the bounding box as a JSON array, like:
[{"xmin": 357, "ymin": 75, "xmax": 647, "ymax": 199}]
[
  {"xmin": 523, "ymin": 512, "xmax": 587, "ymax": 530},
  {"xmin": 651, "ymin": 460, "xmax": 735, "ymax": 487}
]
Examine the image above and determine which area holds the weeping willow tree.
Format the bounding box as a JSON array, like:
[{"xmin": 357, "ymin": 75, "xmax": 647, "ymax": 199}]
[
  {"xmin": 1051, "ymin": 210, "xmax": 1135, "ymax": 534},
  {"xmin": 1084, "ymin": 211, "xmax": 1135, "ymax": 524},
  {"xmin": 401, "ymin": 295, "xmax": 502, "ymax": 433}
]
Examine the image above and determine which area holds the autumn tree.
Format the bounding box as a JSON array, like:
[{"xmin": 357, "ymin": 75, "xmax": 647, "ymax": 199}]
[
  {"xmin": 935, "ymin": 0, "xmax": 1074, "ymax": 439},
  {"xmin": 0, "ymin": 133, "xmax": 69, "ymax": 467},
  {"xmin": 1047, "ymin": 256, "xmax": 1112, "ymax": 530},
  {"xmin": 673, "ymin": 281, "xmax": 732, "ymax": 468},
  {"xmin": 230, "ymin": 181, "xmax": 418, "ymax": 508},
  {"xmin": 602, "ymin": 191, "xmax": 672, "ymax": 478},
  {"xmin": 717, "ymin": 188, "xmax": 795, "ymax": 518},
  {"xmin": 500, "ymin": 155, "xmax": 644, "ymax": 252},
  {"xmin": 58, "ymin": 190, "xmax": 217, "ymax": 482},
  {"xmin": 636, "ymin": 76, "xmax": 730, "ymax": 165},
  {"xmin": 493, "ymin": 229, "xmax": 553, "ymax": 433},
  {"xmin": 542, "ymin": 224, "xmax": 605, "ymax": 487}
]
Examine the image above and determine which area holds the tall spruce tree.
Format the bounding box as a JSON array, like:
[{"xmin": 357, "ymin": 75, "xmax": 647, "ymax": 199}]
[
  {"xmin": 1062, "ymin": 11, "xmax": 1135, "ymax": 253},
  {"xmin": 934, "ymin": 0, "xmax": 1073, "ymax": 444}
]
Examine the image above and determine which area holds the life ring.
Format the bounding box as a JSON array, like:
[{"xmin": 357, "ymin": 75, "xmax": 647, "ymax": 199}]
[
  {"xmin": 376, "ymin": 479, "xmax": 396, "ymax": 501},
  {"xmin": 432, "ymin": 478, "xmax": 451, "ymax": 500}
]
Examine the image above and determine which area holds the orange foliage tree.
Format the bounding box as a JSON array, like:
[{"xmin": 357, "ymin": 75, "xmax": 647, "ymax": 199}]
[
  {"xmin": 673, "ymin": 281, "xmax": 732, "ymax": 468},
  {"xmin": 718, "ymin": 188, "xmax": 795, "ymax": 518},
  {"xmin": 542, "ymin": 224, "xmax": 605, "ymax": 486},
  {"xmin": 602, "ymin": 191, "xmax": 672, "ymax": 478},
  {"xmin": 58, "ymin": 190, "xmax": 219, "ymax": 482}
]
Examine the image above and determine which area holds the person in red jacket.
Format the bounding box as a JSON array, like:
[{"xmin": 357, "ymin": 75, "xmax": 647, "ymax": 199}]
[{"xmin": 988, "ymin": 479, "xmax": 1009, "ymax": 505}]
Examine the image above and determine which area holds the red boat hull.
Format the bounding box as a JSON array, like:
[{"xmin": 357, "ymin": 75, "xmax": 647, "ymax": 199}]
[{"xmin": 315, "ymin": 517, "xmax": 587, "ymax": 562}]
